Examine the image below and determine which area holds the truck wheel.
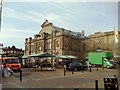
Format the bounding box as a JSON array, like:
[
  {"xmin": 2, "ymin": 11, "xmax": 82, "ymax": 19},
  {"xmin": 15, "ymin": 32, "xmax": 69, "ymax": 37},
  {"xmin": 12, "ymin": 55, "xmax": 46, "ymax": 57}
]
[{"xmin": 106, "ymin": 65, "xmax": 110, "ymax": 69}]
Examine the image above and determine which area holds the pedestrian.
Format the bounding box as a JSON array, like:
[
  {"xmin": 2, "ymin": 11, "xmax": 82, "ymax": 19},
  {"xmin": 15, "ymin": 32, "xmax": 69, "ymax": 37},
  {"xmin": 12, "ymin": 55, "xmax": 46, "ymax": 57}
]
[
  {"xmin": 86, "ymin": 60, "xmax": 91, "ymax": 68},
  {"xmin": 4, "ymin": 67, "xmax": 14, "ymax": 77},
  {"xmin": 0, "ymin": 63, "xmax": 4, "ymax": 77},
  {"xmin": 64, "ymin": 64, "xmax": 67, "ymax": 71}
]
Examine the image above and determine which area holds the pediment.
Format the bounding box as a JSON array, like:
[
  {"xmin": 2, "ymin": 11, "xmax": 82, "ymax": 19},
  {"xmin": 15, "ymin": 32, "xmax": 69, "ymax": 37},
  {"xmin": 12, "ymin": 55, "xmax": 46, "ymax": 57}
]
[{"xmin": 41, "ymin": 19, "xmax": 52, "ymax": 28}]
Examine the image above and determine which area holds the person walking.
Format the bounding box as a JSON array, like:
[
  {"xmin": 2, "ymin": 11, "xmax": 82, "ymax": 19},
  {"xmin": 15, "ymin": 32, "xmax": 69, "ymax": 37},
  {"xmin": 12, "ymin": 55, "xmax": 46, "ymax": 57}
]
[{"xmin": 4, "ymin": 67, "xmax": 14, "ymax": 77}]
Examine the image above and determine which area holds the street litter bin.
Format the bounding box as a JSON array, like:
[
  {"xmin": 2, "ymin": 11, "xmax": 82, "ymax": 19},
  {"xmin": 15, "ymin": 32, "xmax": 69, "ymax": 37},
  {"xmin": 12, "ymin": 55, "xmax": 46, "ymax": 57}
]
[{"xmin": 104, "ymin": 77, "xmax": 119, "ymax": 90}]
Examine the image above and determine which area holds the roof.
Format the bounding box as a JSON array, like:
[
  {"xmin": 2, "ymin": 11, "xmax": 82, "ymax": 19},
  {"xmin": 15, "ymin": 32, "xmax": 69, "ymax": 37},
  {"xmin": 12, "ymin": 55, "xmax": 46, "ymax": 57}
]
[
  {"xmin": 41, "ymin": 19, "xmax": 53, "ymax": 28},
  {"xmin": 56, "ymin": 55, "xmax": 77, "ymax": 59},
  {"xmin": 22, "ymin": 55, "xmax": 29, "ymax": 59},
  {"xmin": 28, "ymin": 52, "xmax": 56, "ymax": 58}
]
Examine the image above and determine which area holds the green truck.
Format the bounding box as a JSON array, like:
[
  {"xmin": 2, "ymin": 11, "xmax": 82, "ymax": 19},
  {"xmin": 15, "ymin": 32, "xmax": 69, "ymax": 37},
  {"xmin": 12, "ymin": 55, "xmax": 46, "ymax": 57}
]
[{"xmin": 88, "ymin": 52, "xmax": 114, "ymax": 68}]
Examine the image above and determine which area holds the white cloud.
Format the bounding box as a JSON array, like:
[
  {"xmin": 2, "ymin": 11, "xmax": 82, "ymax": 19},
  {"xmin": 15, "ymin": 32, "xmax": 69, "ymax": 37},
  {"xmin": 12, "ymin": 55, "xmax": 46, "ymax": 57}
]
[
  {"xmin": 1, "ymin": 27, "xmax": 36, "ymax": 40},
  {"xmin": 3, "ymin": 7, "xmax": 19, "ymax": 19},
  {"xmin": 3, "ymin": 7, "xmax": 42, "ymax": 23},
  {"xmin": 26, "ymin": 10, "xmax": 46, "ymax": 22},
  {"xmin": 1, "ymin": 26, "xmax": 37, "ymax": 48}
]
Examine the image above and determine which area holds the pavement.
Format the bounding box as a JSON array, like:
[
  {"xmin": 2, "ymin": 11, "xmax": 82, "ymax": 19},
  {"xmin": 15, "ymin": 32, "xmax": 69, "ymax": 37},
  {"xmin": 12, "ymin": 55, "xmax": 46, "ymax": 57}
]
[{"xmin": 1, "ymin": 67, "xmax": 119, "ymax": 89}]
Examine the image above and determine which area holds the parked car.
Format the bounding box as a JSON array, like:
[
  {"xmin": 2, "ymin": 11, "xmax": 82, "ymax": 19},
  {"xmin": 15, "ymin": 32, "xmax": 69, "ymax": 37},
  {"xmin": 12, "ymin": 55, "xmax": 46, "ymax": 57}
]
[
  {"xmin": 67, "ymin": 61, "xmax": 88, "ymax": 71},
  {"xmin": 108, "ymin": 60, "xmax": 118, "ymax": 68},
  {"xmin": 2, "ymin": 57, "xmax": 21, "ymax": 71}
]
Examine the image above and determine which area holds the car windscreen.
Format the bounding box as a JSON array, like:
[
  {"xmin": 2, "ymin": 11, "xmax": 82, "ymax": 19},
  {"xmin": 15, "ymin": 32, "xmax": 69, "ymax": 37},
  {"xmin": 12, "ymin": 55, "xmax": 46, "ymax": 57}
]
[
  {"xmin": 6, "ymin": 59, "xmax": 19, "ymax": 64},
  {"xmin": 70, "ymin": 62, "xmax": 83, "ymax": 66}
]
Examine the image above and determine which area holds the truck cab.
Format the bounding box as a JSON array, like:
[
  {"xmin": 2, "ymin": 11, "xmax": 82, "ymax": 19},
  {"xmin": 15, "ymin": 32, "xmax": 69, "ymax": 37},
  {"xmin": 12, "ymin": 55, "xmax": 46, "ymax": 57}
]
[{"xmin": 103, "ymin": 58, "xmax": 114, "ymax": 68}]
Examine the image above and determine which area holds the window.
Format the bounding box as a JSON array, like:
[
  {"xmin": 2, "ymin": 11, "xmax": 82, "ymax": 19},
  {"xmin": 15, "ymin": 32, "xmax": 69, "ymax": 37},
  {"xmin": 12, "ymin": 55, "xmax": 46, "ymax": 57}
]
[
  {"xmin": 82, "ymin": 43, "xmax": 86, "ymax": 51},
  {"xmin": 6, "ymin": 59, "xmax": 19, "ymax": 64},
  {"xmin": 56, "ymin": 39, "xmax": 60, "ymax": 48},
  {"xmin": 10, "ymin": 50, "xmax": 14, "ymax": 54}
]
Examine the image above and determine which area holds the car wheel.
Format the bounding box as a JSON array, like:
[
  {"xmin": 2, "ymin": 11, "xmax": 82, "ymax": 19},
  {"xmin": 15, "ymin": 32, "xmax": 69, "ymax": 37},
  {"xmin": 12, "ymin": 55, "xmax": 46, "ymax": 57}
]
[
  {"xmin": 74, "ymin": 68, "xmax": 77, "ymax": 71},
  {"xmin": 106, "ymin": 65, "xmax": 110, "ymax": 69},
  {"xmin": 84, "ymin": 67, "xmax": 87, "ymax": 70}
]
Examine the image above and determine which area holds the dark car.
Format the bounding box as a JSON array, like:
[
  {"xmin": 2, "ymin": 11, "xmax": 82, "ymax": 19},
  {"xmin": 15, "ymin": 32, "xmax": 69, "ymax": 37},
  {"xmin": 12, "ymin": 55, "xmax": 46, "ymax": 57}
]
[
  {"xmin": 108, "ymin": 60, "xmax": 118, "ymax": 68},
  {"xmin": 67, "ymin": 61, "xmax": 87, "ymax": 71}
]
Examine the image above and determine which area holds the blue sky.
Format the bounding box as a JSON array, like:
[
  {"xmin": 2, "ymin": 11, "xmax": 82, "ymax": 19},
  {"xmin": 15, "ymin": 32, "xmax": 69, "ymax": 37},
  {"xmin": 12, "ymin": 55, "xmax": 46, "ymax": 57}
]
[{"xmin": 0, "ymin": 0, "xmax": 118, "ymax": 49}]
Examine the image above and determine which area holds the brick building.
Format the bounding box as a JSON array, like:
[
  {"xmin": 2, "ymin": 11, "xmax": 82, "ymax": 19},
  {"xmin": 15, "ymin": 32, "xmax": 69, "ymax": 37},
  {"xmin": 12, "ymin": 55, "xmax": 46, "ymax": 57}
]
[{"xmin": 3, "ymin": 46, "xmax": 24, "ymax": 57}]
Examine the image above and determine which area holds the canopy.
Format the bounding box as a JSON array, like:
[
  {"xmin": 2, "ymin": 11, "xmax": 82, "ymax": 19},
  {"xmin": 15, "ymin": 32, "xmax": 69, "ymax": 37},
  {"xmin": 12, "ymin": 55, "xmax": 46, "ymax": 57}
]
[
  {"xmin": 29, "ymin": 52, "xmax": 56, "ymax": 58},
  {"xmin": 56, "ymin": 55, "xmax": 77, "ymax": 59},
  {"xmin": 66, "ymin": 55, "xmax": 77, "ymax": 59},
  {"xmin": 22, "ymin": 53, "xmax": 77, "ymax": 59},
  {"xmin": 56, "ymin": 55, "xmax": 68, "ymax": 59},
  {"xmin": 22, "ymin": 55, "xmax": 29, "ymax": 59}
]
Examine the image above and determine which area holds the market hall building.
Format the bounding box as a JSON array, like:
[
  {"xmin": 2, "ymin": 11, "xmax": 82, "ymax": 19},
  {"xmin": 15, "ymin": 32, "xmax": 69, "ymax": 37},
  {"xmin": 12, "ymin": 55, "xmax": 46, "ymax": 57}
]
[
  {"xmin": 24, "ymin": 20, "xmax": 84, "ymax": 59},
  {"xmin": 24, "ymin": 20, "xmax": 120, "ymax": 60}
]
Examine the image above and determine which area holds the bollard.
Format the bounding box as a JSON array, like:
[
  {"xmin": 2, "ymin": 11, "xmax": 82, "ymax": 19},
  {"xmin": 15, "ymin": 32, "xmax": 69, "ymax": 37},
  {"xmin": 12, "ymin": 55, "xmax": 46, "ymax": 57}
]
[
  {"xmin": 64, "ymin": 68, "xmax": 66, "ymax": 76},
  {"xmin": 95, "ymin": 80, "xmax": 98, "ymax": 90},
  {"xmin": 96, "ymin": 65, "xmax": 98, "ymax": 71},
  {"xmin": 82, "ymin": 65, "xmax": 83, "ymax": 73},
  {"xmin": 72, "ymin": 68, "xmax": 74, "ymax": 75},
  {"xmin": 64, "ymin": 65, "xmax": 66, "ymax": 76},
  {"xmin": 90, "ymin": 66, "xmax": 92, "ymax": 72},
  {"xmin": 20, "ymin": 69, "xmax": 22, "ymax": 81}
]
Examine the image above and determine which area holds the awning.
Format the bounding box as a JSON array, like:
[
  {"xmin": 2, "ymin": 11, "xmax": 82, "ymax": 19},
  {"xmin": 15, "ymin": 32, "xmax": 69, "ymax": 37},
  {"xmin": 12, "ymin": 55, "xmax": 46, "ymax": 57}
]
[
  {"xmin": 56, "ymin": 55, "xmax": 77, "ymax": 59},
  {"xmin": 56, "ymin": 55, "xmax": 68, "ymax": 59},
  {"xmin": 22, "ymin": 55, "xmax": 29, "ymax": 59},
  {"xmin": 29, "ymin": 52, "xmax": 56, "ymax": 58},
  {"xmin": 66, "ymin": 55, "xmax": 77, "ymax": 59},
  {"xmin": 28, "ymin": 54, "xmax": 41, "ymax": 57}
]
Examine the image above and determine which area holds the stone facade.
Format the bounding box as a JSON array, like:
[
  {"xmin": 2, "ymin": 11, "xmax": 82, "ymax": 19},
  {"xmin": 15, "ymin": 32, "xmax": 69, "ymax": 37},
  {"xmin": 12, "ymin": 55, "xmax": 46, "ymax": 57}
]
[
  {"xmin": 24, "ymin": 20, "xmax": 83, "ymax": 58},
  {"xmin": 80, "ymin": 31, "xmax": 120, "ymax": 59},
  {"xmin": 24, "ymin": 20, "xmax": 120, "ymax": 60}
]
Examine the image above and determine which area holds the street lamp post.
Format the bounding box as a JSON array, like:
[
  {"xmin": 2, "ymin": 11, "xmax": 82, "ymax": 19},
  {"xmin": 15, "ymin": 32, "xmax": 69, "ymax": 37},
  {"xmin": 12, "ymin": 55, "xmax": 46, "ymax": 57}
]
[
  {"xmin": 0, "ymin": 0, "xmax": 5, "ymax": 31},
  {"xmin": 0, "ymin": 0, "xmax": 2, "ymax": 32}
]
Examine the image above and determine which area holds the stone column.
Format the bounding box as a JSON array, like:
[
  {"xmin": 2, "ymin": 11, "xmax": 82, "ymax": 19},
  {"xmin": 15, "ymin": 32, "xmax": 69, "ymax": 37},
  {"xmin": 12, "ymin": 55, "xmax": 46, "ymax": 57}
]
[{"xmin": 28, "ymin": 37, "xmax": 32, "ymax": 55}]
